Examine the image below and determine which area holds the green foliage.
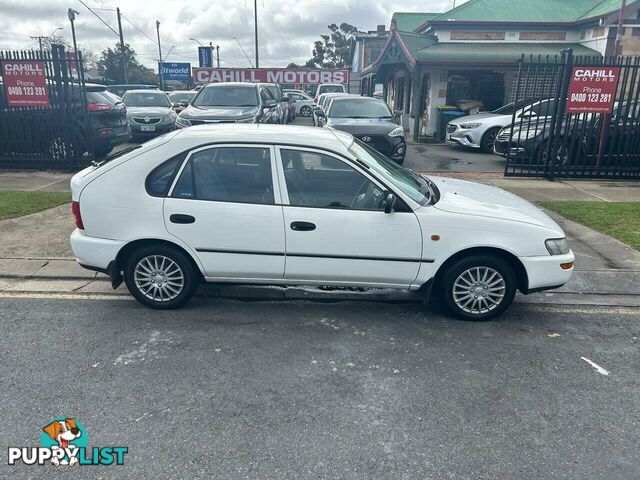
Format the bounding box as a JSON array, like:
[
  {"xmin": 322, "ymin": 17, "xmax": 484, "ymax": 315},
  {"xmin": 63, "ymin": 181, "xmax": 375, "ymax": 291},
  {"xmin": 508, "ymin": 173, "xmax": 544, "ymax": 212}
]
[
  {"xmin": 97, "ymin": 43, "xmax": 157, "ymax": 85},
  {"xmin": 0, "ymin": 191, "xmax": 71, "ymax": 220},
  {"xmin": 307, "ymin": 23, "xmax": 358, "ymax": 68}
]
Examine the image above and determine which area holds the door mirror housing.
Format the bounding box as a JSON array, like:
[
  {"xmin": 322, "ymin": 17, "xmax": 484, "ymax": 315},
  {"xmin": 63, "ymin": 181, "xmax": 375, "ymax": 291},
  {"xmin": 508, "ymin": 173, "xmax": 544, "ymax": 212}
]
[
  {"xmin": 172, "ymin": 102, "xmax": 181, "ymax": 108},
  {"xmin": 384, "ymin": 192, "xmax": 397, "ymax": 214},
  {"xmin": 393, "ymin": 110, "xmax": 402, "ymax": 123},
  {"xmin": 265, "ymin": 100, "xmax": 277, "ymax": 108}
]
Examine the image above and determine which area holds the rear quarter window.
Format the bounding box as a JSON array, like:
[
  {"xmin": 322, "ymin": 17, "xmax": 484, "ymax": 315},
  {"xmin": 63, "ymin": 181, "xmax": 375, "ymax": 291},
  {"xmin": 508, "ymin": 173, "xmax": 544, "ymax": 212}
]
[{"xmin": 145, "ymin": 152, "xmax": 188, "ymax": 197}]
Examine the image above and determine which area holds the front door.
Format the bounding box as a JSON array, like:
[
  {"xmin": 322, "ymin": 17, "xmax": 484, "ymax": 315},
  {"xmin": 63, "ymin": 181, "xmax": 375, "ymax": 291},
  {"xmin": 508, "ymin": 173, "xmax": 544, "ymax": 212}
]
[
  {"xmin": 276, "ymin": 147, "xmax": 423, "ymax": 287},
  {"xmin": 164, "ymin": 144, "xmax": 285, "ymax": 280}
]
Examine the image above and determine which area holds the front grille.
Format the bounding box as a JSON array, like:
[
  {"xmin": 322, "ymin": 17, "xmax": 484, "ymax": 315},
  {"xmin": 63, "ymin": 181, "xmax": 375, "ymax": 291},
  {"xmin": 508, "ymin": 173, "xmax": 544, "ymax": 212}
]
[
  {"xmin": 133, "ymin": 117, "xmax": 161, "ymax": 125},
  {"xmin": 446, "ymin": 124, "xmax": 457, "ymax": 134},
  {"xmin": 358, "ymin": 135, "xmax": 393, "ymax": 156},
  {"xmin": 496, "ymin": 129, "xmax": 511, "ymax": 142}
]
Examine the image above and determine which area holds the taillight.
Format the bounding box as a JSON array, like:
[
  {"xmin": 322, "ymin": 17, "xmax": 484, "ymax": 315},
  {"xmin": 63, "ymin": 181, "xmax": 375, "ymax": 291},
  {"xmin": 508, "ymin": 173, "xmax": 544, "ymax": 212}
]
[
  {"xmin": 88, "ymin": 102, "xmax": 111, "ymax": 112},
  {"xmin": 72, "ymin": 201, "xmax": 84, "ymax": 229}
]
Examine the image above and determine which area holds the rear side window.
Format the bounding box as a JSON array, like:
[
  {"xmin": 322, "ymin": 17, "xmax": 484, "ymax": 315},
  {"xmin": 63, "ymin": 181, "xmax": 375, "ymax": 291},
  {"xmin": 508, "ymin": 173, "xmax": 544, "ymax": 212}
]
[
  {"xmin": 146, "ymin": 153, "xmax": 187, "ymax": 197},
  {"xmin": 171, "ymin": 147, "xmax": 274, "ymax": 205}
]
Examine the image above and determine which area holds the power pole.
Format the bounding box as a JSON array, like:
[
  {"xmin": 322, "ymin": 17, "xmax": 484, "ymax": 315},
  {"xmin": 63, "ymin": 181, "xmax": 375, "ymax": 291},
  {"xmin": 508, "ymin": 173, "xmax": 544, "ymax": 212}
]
[
  {"xmin": 68, "ymin": 9, "xmax": 80, "ymax": 77},
  {"xmin": 216, "ymin": 45, "xmax": 220, "ymax": 67},
  {"xmin": 156, "ymin": 20, "xmax": 163, "ymax": 90},
  {"xmin": 254, "ymin": 0, "xmax": 259, "ymax": 68},
  {"xmin": 615, "ymin": 0, "xmax": 627, "ymax": 56},
  {"xmin": 116, "ymin": 7, "xmax": 127, "ymax": 83}
]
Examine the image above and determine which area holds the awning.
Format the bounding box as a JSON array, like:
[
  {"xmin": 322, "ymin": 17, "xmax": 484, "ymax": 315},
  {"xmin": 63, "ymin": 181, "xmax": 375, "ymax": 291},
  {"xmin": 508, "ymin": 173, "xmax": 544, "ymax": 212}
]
[{"xmin": 416, "ymin": 43, "xmax": 601, "ymax": 65}]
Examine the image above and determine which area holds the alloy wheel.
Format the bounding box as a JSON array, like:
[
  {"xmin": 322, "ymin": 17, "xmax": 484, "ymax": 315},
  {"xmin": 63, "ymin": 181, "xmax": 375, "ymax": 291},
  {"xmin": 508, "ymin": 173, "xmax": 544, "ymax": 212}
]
[
  {"xmin": 452, "ymin": 266, "xmax": 506, "ymax": 315},
  {"xmin": 134, "ymin": 255, "xmax": 184, "ymax": 302},
  {"xmin": 300, "ymin": 106, "xmax": 312, "ymax": 117}
]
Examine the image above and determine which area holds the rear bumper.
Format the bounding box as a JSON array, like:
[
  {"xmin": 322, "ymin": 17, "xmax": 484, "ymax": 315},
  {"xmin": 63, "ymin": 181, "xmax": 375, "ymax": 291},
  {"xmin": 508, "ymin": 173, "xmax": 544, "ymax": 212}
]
[
  {"xmin": 70, "ymin": 229, "xmax": 125, "ymax": 271},
  {"xmin": 519, "ymin": 251, "xmax": 575, "ymax": 293}
]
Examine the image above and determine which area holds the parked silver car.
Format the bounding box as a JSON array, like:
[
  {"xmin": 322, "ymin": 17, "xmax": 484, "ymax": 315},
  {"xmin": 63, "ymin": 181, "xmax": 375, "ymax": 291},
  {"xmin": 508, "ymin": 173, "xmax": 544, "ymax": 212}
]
[{"xmin": 121, "ymin": 90, "xmax": 177, "ymax": 139}]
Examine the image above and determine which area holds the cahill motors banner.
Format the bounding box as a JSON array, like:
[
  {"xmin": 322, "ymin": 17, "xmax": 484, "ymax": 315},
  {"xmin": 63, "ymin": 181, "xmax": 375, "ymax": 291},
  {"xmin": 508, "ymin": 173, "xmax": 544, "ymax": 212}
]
[{"xmin": 192, "ymin": 68, "xmax": 349, "ymax": 85}]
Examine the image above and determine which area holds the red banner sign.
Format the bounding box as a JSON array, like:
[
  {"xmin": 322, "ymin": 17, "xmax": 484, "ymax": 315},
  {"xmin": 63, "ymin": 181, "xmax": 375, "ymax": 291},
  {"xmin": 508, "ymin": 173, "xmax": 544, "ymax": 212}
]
[
  {"xmin": 566, "ymin": 66, "xmax": 619, "ymax": 114},
  {"xmin": 1, "ymin": 60, "xmax": 50, "ymax": 108},
  {"xmin": 192, "ymin": 68, "xmax": 349, "ymax": 85}
]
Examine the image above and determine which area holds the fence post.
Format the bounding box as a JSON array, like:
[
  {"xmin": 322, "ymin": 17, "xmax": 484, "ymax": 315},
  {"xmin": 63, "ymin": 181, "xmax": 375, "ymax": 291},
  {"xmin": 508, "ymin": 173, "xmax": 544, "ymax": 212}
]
[{"xmin": 547, "ymin": 49, "xmax": 573, "ymax": 181}]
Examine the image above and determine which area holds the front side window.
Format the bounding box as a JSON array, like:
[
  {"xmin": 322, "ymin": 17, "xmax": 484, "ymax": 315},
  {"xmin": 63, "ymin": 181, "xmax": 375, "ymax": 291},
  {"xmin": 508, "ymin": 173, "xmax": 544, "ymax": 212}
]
[
  {"xmin": 280, "ymin": 149, "xmax": 385, "ymax": 211},
  {"xmin": 172, "ymin": 147, "xmax": 274, "ymax": 205}
]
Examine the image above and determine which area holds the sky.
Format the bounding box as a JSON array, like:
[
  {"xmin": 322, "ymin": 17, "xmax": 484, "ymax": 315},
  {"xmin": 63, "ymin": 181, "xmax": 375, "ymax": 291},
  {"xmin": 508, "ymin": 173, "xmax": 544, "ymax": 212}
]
[{"xmin": 0, "ymin": 0, "xmax": 460, "ymax": 70}]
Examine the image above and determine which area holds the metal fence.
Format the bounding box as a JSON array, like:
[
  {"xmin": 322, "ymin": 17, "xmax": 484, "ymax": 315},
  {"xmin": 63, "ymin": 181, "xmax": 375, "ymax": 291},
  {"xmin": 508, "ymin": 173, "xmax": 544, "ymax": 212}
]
[
  {"xmin": 502, "ymin": 50, "xmax": 640, "ymax": 179},
  {"xmin": 0, "ymin": 46, "xmax": 89, "ymax": 170}
]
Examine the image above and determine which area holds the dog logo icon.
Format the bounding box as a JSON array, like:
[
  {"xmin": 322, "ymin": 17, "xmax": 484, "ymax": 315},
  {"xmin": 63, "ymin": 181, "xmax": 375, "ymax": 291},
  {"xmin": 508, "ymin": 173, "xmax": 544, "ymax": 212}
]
[{"xmin": 41, "ymin": 418, "xmax": 84, "ymax": 466}]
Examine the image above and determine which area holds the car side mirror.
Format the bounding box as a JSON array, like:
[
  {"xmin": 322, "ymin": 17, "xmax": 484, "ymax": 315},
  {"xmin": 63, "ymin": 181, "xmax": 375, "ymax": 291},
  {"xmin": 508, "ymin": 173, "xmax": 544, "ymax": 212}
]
[
  {"xmin": 266, "ymin": 100, "xmax": 277, "ymax": 108},
  {"xmin": 179, "ymin": 101, "xmax": 189, "ymax": 107},
  {"xmin": 384, "ymin": 192, "xmax": 397, "ymax": 214},
  {"xmin": 172, "ymin": 102, "xmax": 181, "ymax": 108},
  {"xmin": 393, "ymin": 110, "xmax": 402, "ymax": 123},
  {"xmin": 282, "ymin": 95, "xmax": 290, "ymax": 102}
]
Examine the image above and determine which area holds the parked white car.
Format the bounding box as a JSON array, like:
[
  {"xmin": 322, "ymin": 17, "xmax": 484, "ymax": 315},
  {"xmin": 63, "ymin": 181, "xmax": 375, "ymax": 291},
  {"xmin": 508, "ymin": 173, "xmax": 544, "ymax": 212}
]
[
  {"xmin": 314, "ymin": 83, "xmax": 346, "ymax": 101},
  {"xmin": 70, "ymin": 124, "xmax": 574, "ymax": 320},
  {"xmin": 283, "ymin": 89, "xmax": 316, "ymax": 117},
  {"xmin": 446, "ymin": 98, "xmax": 559, "ymax": 152}
]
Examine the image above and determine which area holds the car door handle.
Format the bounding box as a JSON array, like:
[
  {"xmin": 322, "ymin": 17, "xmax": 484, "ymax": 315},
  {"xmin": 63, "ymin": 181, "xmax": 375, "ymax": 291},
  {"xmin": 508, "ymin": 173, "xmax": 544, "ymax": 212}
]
[
  {"xmin": 290, "ymin": 221, "xmax": 316, "ymax": 231},
  {"xmin": 169, "ymin": 214, "xmax": 195, "ymax": 224}
]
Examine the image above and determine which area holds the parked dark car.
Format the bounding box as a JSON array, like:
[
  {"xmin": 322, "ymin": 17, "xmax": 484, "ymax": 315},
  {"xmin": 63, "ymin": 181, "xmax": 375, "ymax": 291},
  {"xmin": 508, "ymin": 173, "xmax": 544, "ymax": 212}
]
[
  {"xmin": 0, "ymin": 81, "xmax": 130, "ymax": 159},
  {"xmin": 176, "ymin": 82, "xmax": 280, "ymax": 127},
  {"xmin": 105, "ymin": 84, "xmax": 158, "ymax": 97},
  {"xmin": 263, "ymin": 83, "xmax": 288, "ymax": 124},
  {"xmin": 167, "ymin": 90, "xmax": 196, "ymax": 114},
  {"xmin": 122, "ymin": 89, "xmax": 177, "ymax": 140},
  {"xmin": 494, "ymin": 101, "xmax": 639, "ymax": 165},
  {"xmin": 316, "ymin": 96, "xmax": 406, "ymax": 164}
]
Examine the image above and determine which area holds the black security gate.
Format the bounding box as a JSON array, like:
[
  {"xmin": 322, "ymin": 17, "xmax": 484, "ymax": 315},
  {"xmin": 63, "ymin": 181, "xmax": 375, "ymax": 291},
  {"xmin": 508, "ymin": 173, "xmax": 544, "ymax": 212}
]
[
  {"xmin": 502, "ymin": 50, "xmax": 640, "ymax": 179},
  {"xmin": 0, "ymin": 46, "xmax": 90, "ymax": 169}
]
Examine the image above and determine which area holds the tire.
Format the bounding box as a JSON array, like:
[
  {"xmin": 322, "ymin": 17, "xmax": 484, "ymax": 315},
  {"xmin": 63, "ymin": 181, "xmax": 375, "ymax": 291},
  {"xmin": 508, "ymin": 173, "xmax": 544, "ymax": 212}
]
[
  {"xmin": 124, "ymin": 244, "xmax": 199, "ymax": 309},
  {"xmin": 441, "ymin": 255, "xmax": 516, "ymax": 321},
  {"xmin": 480, "ymin": 127, "xmax": 500, "ymax": 153},
  {"xmin": 300, "ymin": 106, "xmax": 312, "ymax": 117}
]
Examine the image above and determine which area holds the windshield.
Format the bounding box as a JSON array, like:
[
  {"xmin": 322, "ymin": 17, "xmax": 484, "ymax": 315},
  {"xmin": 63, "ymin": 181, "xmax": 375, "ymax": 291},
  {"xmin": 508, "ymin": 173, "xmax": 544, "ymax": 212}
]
[
  {"xmin": 265, "ymin": 86, "xmax": 281, "ymax": 101},
  {"xmin": 320, "ymin": 85, "xmax": 344, "ymax": 94},
  {"xmin": 193, "ymin": 85, "xmax": 258, "ymax": 107},
  {"xmin": 168, "ymin": 92, "xmax": 194, "ymax": 103},
  {"xmin": 123, "ymin": 92, "xmax": 170, "ymax": 107},
  {"xmin": 329, "ymin": 99, "xmax": 391, "ymax": 118},
  {"xmin": 350, "ymin": 139, "xmax": 436, "ymax": 206}
]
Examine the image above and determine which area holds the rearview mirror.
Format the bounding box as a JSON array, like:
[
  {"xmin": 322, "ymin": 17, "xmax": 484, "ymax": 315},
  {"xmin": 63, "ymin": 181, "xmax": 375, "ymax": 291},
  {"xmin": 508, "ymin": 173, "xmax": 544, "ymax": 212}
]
[{"xmin": 384, "ymin": 192, "xmax": 397, "ymax": 214}]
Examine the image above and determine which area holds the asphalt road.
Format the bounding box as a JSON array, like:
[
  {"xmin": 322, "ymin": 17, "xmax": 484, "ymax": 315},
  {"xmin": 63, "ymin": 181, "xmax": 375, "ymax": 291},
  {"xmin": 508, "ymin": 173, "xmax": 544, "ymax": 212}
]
[{"xmin": 1, "ymin": 296, "xmax": 638, "ymax": 479}]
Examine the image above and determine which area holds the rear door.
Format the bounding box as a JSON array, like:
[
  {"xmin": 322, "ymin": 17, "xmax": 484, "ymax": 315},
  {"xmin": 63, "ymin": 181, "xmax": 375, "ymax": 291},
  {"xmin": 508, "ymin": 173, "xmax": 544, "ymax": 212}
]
[
  {"xmin": 275, "ymin": 146, "xmax": 423, "ymax": 287},
  {"xmin": 164, "ymin": 144, "xmax": 286, "ymax": 280}
]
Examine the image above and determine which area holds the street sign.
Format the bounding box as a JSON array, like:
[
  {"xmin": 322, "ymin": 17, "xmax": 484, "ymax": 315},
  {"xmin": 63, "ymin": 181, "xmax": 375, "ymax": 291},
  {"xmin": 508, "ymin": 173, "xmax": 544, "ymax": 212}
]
[
  {"xmin": 566, "ymin": 66, "xmax": 619, "ymax": 114},
  {"xmin": 1, "ymin": 60, "xmax": 50, "ymax": 108},
  {"xmin": 192, "ymin": 68, "xmax": 350, "ymax": 85},
  {"xmin": 198, "ymin": 46, "xmax": 212, "ymax": 68},
  {"xmin": 160, "ymin": 62, "xmax": 191, "ymax": 81}
]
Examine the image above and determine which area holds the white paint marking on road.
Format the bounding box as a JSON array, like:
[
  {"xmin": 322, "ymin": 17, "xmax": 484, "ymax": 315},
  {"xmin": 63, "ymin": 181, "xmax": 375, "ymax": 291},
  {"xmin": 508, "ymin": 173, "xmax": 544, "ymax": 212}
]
[
  {"xmin": 581, "ymin": 357, "xmax": 610, "ymax": 376},
  {"xmin": 134, "ymin": 412, "xmax": 152, "ymax": 422},
  {"xmin": 91, "ymin": 362, "xmax": 100, "ymax": 368}
]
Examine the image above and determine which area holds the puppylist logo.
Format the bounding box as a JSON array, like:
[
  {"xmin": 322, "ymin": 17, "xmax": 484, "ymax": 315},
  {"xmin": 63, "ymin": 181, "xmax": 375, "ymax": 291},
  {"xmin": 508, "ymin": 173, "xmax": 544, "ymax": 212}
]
[{"xmin": 8, "ymin": 417, "xmax": 128, "ymax": 467}]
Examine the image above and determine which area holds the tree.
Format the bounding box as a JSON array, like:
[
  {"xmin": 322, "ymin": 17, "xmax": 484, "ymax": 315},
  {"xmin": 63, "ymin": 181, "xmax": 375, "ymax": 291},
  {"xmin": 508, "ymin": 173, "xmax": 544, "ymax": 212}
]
[
  {"xmin": 40, "ymin": 33, "xmax": 96, "ymax": 69},
  {"xmin": 306, "ymin": 23, "xmax": 358, "ymax": 68},
  {"xmin": 97, "ymin": 43, "xmax": 157, "ymax": 84}
]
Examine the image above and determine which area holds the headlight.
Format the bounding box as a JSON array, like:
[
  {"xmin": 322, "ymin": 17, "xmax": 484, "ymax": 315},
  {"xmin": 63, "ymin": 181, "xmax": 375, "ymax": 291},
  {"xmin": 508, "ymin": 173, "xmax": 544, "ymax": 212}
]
[
  {"xmin": 236, "ymin": 116, "xmax": 257, "ymax": 123},
  {"xmin": 175, "ymin": 116, "xmax": 191, "ymax": 128},
  {"xmin": 513, "ymin": 129, "xmax": 543, "ymax": 140},
  {"xmin": 388, "ymin": 126, "xmax": 405, "ymax": 137},
  {"xmin": 545, "ymin": 238, "xmax": 570, "ymax": 255},
  {"xmin": 459, "ymin": 123, "xmax": 481, "ymax": 129}
]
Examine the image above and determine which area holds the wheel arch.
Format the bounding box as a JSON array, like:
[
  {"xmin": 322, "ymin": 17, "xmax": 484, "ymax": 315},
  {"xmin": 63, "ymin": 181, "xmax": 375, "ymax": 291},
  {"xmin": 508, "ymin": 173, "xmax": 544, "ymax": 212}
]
[
  {"xmin": 115, "ymin": 238, "xmax": 205, "ymax": 282},
  {"xmin": 430, "ymin": 246, "xmax": 528, "ymax": 294}
]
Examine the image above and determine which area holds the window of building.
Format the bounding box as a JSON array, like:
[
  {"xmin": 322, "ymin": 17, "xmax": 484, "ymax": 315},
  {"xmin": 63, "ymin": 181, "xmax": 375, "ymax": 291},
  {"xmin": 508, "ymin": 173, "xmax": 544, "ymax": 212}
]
[
  {"xmin": 280, "ymin": 149, "xmax": 384, "ymax": 210},
  {"xmin": 172, "ymin": 147, "xmax": 274, "ymax": 205},
  {"xmin": 396, "ymin": 77, "xmax": 405, "ymax": 110}
]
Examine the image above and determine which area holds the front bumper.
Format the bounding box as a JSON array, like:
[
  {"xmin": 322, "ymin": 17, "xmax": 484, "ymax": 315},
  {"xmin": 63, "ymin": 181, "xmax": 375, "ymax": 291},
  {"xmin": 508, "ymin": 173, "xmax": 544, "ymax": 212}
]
[
  {"xmin": 445, "ymin": 128, "xmax": 481, "ymax": 148},
  {"xmin": 130, "ymin": 123, "xmax": 176, "ymax": 136},
  {"xmin": 519, "ymin": 251, "xmax": 575, "ymax": 293},
  {"xmin": 70, "ymin": 229, "xmax": 125, "ymax": 272}
]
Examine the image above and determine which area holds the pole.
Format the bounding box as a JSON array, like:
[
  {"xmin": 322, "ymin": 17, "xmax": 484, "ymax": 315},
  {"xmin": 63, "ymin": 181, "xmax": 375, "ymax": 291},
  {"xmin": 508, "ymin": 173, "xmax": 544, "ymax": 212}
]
[
  {"xmin": 68, "ymin": 9, "xmax": 80, "ymax": 79},
  {"xmin": 209, "ymin": 41, "xmax": 214, "ymax": 68},
  {"xmin": 254, "ymin": 0, "xmax": 259, "ymax": 68},
  {"xmin": 38, "ymin": 37, "xmax": 43, "ymax": 54},
  {"xmin": 116, "ymin": 7, "xmax": 127, "ymax": 83},
  {"xmin": 216, "ymin": 45, "xmax": 220, "ymax": 68},
  {"xmin": 615, "ymin": 0, "xmax": 627, "ymax": 56},
  {"xmin": 156, "ymin": 20, "xmax": 163, "ymax": 90}
]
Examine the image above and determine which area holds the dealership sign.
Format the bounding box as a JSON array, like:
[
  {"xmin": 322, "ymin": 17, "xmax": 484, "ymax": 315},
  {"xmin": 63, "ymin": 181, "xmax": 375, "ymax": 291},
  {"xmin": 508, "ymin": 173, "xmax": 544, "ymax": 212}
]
[
  {"xmin": 192, "ymin": 68, "xmax": 349, "ymax": 85},
  {"xmin": 566, "ymin": 67, "xmax": 619, "ymax": 114},
  {"xmin": 198, "ymin": 47, "xmax": 213, "ymax": 68},
  {"xmin": 1, "ymin": 60, "xmax": 50, "ymax": 108},
  {"xmin": 160, "ymin": 62, "xmax": 191, "ymax": 81}
]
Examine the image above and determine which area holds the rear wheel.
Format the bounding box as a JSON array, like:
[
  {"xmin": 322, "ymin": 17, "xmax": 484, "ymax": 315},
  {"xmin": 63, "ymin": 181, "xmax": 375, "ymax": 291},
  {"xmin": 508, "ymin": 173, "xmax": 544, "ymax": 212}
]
[
  {"xmin": 480, "ymin": 127, "xmax": 500, "ymax": 153},
  {"xmin": 124, "ymin": 244, "xmax": 198, "ymax": 309},
  {"xmin": 441, "ymin": 255, "xmax": 516, "ymax": 321},
  {"xmin": 300, "ymin": 105, "xmax": 312, "ymax": 117}
]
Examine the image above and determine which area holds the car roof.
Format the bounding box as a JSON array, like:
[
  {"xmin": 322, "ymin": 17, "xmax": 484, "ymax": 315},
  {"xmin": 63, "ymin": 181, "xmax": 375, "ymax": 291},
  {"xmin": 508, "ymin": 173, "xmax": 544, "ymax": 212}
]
[
  {"xmin": 123, "ymin": 89, "xmax": 168, "ymax": 95},
  {"xmin": 202, "ymin": 82, "xmax": 258, "ymax": 88},
  {"xmin": 169, "ymin": 90, "xmax": 194, "ymax": 94},
  {"xmin": 174, "ymin": 124, "xmax": 354, "ymax": 152}
]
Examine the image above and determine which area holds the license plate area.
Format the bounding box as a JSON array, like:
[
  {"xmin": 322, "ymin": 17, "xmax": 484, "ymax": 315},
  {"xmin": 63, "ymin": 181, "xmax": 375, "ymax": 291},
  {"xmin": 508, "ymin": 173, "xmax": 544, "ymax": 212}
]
[{"xmin": 140, "ymin": 125, "xmax": 155, "ymax": 132}]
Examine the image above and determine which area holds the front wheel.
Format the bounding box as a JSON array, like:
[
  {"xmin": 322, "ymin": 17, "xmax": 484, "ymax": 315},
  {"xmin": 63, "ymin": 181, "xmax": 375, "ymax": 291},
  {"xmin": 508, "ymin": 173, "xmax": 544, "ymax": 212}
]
[
  {"xmin": 300, "ymin": 105, "xmax": 312, "ymax": 117},
  {"xmin": 124, "ymin": 245, "xmax": 199, "ymax": 309},
  {"xmin": 441, "ymin": 255, "xmax": 516, "ymax": 321},
  {"xmin": 480, "ymin": 127, "xmax": 500, "ymax": 153}
]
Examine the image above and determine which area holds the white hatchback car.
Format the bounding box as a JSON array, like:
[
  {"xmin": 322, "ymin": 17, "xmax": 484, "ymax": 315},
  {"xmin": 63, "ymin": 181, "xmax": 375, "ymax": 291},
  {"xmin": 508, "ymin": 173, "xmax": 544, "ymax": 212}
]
[{"xmin": 70, "ymin": 125, "xmax": 574, "ymax": 320}]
